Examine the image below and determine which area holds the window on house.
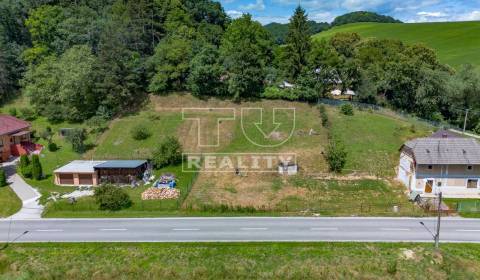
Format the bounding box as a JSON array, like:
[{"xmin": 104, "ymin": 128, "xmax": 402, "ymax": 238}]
[
  {"xmin": 467, "ymin": 165, "xmax": 473, "ymax": 170},
  {"xmin": 467, "ymin": 179, "xmax": 478, "ymax": 189},
  {"xmin": 428, "ymin": 165, "xmax": 433, "ymax": 170},
  {"xmin": 437, "ymin": 181, "xmax": 442, "ymax": 187}
]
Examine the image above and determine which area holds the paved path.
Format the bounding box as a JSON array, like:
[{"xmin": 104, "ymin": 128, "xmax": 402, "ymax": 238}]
[
  {"xmin": 2, "ymin": 160, "xmax": 43, "ymax": 219},
  {"xmin": 1, "ymin": 217, "xmax": 480, "ymax": 243}
]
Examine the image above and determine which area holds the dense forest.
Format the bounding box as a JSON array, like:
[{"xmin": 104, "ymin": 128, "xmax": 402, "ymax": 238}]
[
  {"xmin": 331, "ymin": 11, "xmax": 402, "ymax": 26},
  {"xmin": 265, "ymin": 21, "xmax": 329, "ymax": 44},
  {"xmin": 0, "ymin": 1, "xmax": 479, "ymax": 131}
]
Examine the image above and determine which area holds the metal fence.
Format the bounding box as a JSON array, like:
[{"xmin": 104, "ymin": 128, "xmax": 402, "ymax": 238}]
[
  {"xmin": 317, "ymin": 98, "xmax": 471, "ymax": 133},
  {"xmin": 455, "ymin": 201, "xmax": 480, "ymax": 214}
]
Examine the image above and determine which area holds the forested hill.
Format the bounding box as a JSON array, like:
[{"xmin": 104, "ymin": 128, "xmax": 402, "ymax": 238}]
[
  {"xmin": 0, "ymin": 0, "xmax": 229, "ymax": 122},
  {"xmin": 264, "ymin": 11, "xmax": 399, "ymax": 44},
  {"xmin": 1, "ymin": 2, "xmax": 479, "ymax": 133},
  {"xmin": 331, "ymin": 11, "xmax": 402, "ymax": 26},
  {"xmin": 265, "ymin": 21, "xmax": 329, "ymax": 44},
  {"xmin": 313, "ymin": 21, "xmax": 480, "ymax": 68}
]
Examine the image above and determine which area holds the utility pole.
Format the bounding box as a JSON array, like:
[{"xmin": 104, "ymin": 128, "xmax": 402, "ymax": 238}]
[
  {"xmin": 463, "ymin": 109, "xmax": 470, "ymax": 133},
  {"xmin": 434, "ymin": 192, "xmax": 443, "ymax": 249}
]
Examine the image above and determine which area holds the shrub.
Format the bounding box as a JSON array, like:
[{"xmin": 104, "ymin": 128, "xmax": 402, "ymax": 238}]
[
  {"xmin": 340, "ymin": 103, "xmax": 354, "ymax": 116},
  {"xmin": 152, "ymin": 136, "xmax": 183, "ymax": 169},
  {"xmin": 318, "ymin": 105, "xmax": 329, "ymax": 127},
  {"xmin": 19, "ymin": 107, "xmax": 36, "ymax": 121},
  {"xmin": 48, "ymin": 142, "xmax": 58, "ymax": 152},
  {"xmin": 325, "ymin": 139, "xmax": 348, "ymax": 173},
  {"xmin": 94, "ymin": 185, "xmax": 132, "ymax": 211},
  {"xmin": 262, "ymin": 86, "xmax": 298, "ymax": 101},
  {"xmin": 40, "ymin": 127, "xmax": 53, "ymax": 142},
  {"xmin": 19, "ymin": 155, "xmax": 31, "ymax": 178},
  {"xmin": 131, "ymin": 125, "xmax": 151, "ymax": 140},
  {"xmin": 8, "ymin": 107, "xmax": 17, "ymax": 117},
  {"xmin": 44, "ymin": 104, "xmax": 65, "ymax": 123},
  {"xmin": 86, "ymin": 116, "xmax": 108, "ymax": 134},
  {"xmin": 22, "ymin": 165, "xmax": 32, "ymax": 178},
  {"xmin": 474, "ymin": 123, "xmax": 480, "ymax": 135},
  {"xmin": 65, "ymin": 128, "xmax": 87, "ymax": 153},
  {"xmin": 0, "ymin": 168, "xmax": 7, "ymax": 187},
  {"xmin": 31, "ymin": 154, "xmax": 43, "ymax": 180}
]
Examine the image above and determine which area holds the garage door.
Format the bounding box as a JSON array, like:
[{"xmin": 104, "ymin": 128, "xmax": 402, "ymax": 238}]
[
  {"xmin": 59, "ymin": 174, "xmax": 74, "ymax": 185},
  {"xmin": 79, "ymin": 174, "xmax": 93, "ymax": 185}
]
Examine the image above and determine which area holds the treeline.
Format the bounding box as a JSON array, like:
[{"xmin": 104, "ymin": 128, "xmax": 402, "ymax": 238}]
[
  {"xmin": 0, "ymin": 0, "xmax": 229, "ymax": 122},
  {"xmin": 331, "ymin": 11, "xmax": 402, "ymax": 26},
  {"xmin": 264, "ymin": 11, "xmax": 400, "ymax": 45},
  {"xmin": 1, "ymin": 2, "xmax": 479, "ymax": 131},
  {"xmin": 264, "ymin": 21, "xmax": 329, "ymax": 45}
]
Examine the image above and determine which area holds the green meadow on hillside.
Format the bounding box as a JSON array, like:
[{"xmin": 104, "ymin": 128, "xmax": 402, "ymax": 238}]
[
  {"xmin": 2, "ymin": 94, "xmax": 432, "ymax": 217},
  {"xmin": 314, "ymin": 21, "xmax": 480, "ymax": 68}
]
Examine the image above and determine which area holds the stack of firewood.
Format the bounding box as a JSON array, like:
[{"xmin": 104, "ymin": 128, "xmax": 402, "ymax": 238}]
[{"xmin": 141, "ymin": 188, "xmax": 180, "ymax": 200}]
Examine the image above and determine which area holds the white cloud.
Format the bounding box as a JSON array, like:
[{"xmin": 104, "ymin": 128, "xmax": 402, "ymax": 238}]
[
  {"xmin": 240, "ymin": 0, "xmax": 266, "ymax": 11},
  {"xmin": 310, "ymin": 12, "xmax": 335, "ymax": 23},
  {"xmin": 341, "ymin": 0, "xmax": 386, "ymax": 10},
  {"xmin": 226, "ymin": 10, "xmax": 244, "ymax": 19},
  {"xmin": 417, "ymin": 11, "xmax": 447, "ymax": 17},
  {"xmin": 457, "ymin": 10, "xmax": 480, "ymax": 21}
]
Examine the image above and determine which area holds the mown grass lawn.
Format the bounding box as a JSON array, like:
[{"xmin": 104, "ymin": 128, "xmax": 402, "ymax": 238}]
[
  {"xmin": 329, "ymin": 107, "xmax": 430, "ymax": 177},
  {"xmin": 0, "ymin": 186, "xmax": 22, "ymax": 218},
  {"xmin": 444, "ymin": 198, "xmax": 480, "ymax": 218},
  {"xmin": 92, "ymin": 111, "xmax": 183, "ymax": 159},
  {"xmin": 276, "ymin": 178, "xmax": 425, "ymax": 216},
  {"xmin": 1, "ymin": 242, "xmax": 479, "ymax": 279}
]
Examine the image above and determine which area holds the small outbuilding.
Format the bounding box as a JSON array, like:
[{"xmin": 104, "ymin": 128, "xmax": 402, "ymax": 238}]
[
  {"xmin": 278, "ymin": 160, "xmax": 298, "ymax": 176},
  {"xmin": 95, "ymin": 160, "xmax": 148, "ymax": 185},
  {"xmin": 54, "ymin": 160, "xmax": 148, "ymax": 186}
]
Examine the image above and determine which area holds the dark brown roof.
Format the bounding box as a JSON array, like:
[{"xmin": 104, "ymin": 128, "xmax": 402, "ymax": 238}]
[{"xmin": 0, "ymin": 115, "xmax": 30, "ymax": 136}]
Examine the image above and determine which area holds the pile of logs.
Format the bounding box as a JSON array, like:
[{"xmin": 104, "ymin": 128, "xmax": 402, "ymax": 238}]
[{"xmin": 141, "ymin": 187, "xmax": 180, "ymax": 200}]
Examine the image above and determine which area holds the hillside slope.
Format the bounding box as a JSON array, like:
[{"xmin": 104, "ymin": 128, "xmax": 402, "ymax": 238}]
[{"xmin": 313, "ymin": 22, "xmax": 480, "ymax": 68}]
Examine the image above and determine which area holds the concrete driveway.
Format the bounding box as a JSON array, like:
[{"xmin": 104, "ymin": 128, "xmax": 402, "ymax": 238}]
[{"xmin": 2, "ymin": 159, "xmax": 43, "ymax": 219}]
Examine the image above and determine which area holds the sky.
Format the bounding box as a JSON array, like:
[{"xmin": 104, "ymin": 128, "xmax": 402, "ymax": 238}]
[{"xmin": 218, "ymin": 0, "xmax": 480, "ymax": 24}]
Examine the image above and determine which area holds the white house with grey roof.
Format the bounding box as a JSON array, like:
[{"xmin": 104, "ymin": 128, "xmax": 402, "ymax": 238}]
[{"xmin": 398, "ymin": 137, "xmax": 480, "ymax": 197}]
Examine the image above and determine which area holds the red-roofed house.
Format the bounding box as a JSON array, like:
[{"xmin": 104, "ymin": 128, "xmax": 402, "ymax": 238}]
[{"xmin": 0, "ymin": 115, "xmax": 39, "ymax": 162}]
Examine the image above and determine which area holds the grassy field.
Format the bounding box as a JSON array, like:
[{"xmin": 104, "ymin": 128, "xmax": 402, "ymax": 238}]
[
  {"xmin": 314, "ymin": 21, "xmax": 480, "ymax": 68},
  {"xmin": 329, "ymin": 106, "xmax": 429, "ymax": 177},
  {"xmin": 0, "ymin": 186, "xmax": 22, "ymax": 218},
  {"xmin": 444, "ymin": 198, "xmax": 480, "ymax": 218},
  {"xmin": 0, "ymin": 242, "xmax": 479, "ymax": 279},
  {"xmin": 1, "ymin": 94, "xmax": 433, "ymax": 217}
]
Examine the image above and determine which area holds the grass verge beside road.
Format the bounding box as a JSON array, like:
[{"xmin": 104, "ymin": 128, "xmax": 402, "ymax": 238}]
[
  {"xmin": 0, "ymin": 186, "xmax": 22, "ymax": 218},
  {"xmin": 0, "ymin": 242, "xmax": 479, "ymax": 279}
]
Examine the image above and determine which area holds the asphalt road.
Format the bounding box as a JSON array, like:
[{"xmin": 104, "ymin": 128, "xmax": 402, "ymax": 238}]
[{"xmin": 1, "ymin": 217, "xmax": 480, "ymax": 243}]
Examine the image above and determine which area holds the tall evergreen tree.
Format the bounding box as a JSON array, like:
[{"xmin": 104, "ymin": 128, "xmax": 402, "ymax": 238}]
[{"xmin": 285, "ymin": 6, "xmax": 311, "ymax": 80}]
